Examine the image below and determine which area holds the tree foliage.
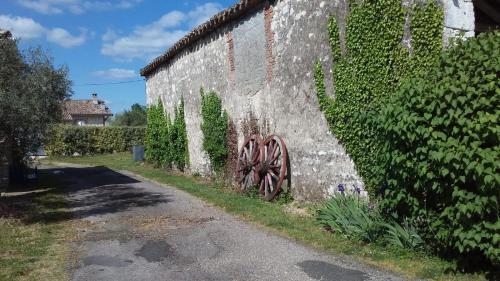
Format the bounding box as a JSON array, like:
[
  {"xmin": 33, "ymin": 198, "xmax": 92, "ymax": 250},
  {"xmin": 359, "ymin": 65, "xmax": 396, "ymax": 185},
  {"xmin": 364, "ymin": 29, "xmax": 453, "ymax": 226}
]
[
  {"xmin": 0, "ymin": 38, "xmax": 72, "ymax": 162},
  {"xmin": 111, "ymin": 103, "xmax": 147, "ymax": 126}
]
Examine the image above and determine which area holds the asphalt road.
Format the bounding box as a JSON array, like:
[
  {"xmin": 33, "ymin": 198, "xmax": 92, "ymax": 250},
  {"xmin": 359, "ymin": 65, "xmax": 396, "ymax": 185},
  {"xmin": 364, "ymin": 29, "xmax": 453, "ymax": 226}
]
[{"xmin": 50, "ymin": 165, "xmax": 402, "ymax": 281}]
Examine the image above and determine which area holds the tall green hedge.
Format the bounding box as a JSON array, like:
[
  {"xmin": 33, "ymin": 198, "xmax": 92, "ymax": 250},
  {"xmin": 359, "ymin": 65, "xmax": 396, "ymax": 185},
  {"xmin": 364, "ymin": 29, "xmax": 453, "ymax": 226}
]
[
  {"xmin": 145, "ymin": 98, "xmax": 189, "ymax": 170},
  {"xmin": 200, "ymin": 89, "xmax": 228, "ymax": 172},
  {"xmin": 377, "ymin": 31, "xmax": 500, "ymax": 269},
  {"xmin": 45, "ymin": 125, "xmax": 145, "ymax": 156}
]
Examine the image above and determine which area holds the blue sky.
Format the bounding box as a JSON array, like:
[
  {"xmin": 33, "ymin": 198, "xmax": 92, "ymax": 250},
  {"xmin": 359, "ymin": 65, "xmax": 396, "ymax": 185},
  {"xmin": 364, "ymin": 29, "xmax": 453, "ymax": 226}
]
[{"xmin": 0, "ymin": 0, "xmax": 234, "ymax": 114}]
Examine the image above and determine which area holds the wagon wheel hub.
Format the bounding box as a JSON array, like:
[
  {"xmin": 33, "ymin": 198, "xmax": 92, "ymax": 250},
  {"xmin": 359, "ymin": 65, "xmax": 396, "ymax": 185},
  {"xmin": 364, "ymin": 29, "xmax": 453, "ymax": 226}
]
[
  {"xmin": 257, "ymin": 160, "xmax": 270, "ymax": 176},
  {"xmin": 237, "ymin": 134, "xmax": 289, "ymax": 201}
]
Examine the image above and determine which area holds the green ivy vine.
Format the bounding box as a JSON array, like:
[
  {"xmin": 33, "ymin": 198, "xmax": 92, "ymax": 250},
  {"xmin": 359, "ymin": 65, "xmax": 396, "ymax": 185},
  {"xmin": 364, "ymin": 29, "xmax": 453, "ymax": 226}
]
[
  {"xmin": 314, "ymin": 0, "xmax": 443, "ymax": 195},
  {"xmin": 200, "ymin": 88, "xmax": 229, "ymax": 172},
  {"xmin": 145, "ymin": 97, "xmax": 189, "ymax": 170}
]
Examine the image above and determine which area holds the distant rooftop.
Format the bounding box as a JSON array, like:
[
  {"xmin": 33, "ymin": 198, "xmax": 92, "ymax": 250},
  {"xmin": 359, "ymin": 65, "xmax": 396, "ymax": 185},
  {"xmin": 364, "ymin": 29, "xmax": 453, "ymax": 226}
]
[{"xmin": 63, "ymin": 93, "xmax": 112, "ymax": 121}]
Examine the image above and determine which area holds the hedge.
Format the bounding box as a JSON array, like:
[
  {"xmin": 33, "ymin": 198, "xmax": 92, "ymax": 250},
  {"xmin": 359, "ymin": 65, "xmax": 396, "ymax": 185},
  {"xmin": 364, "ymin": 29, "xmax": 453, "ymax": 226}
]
[
  {"xmin": 45, "ymin": 125, "xmax": 145, "ymax": 156},
  {"xmin": 377, "ymin": 31, "xmax": 500, "ymax": 270},
  {"xmin": 200, "ymin": 89, "xmax": 228, "ymax": 172},
  {"xmin": 145, "ymin": 98, "xmax": 188, "ymax": 170}
]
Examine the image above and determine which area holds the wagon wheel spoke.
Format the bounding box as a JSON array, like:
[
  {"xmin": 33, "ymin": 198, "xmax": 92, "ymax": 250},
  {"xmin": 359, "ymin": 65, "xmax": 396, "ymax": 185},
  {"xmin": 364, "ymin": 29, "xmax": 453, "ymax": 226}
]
[
  {"xmin": 267, "ymin": 174, "xmax": 274, "ymax": 193},
  {"xmin": 268, "ymin": 169, "xmax": 279, "ymax": 181},
  {"xmin": 237, "ymin": 135, "xmax": 262, "ymax": 192},
  {"xmin": 260, "ymin": 135, "xmax": 288, "ymax": 201},
  {"xmin": 259, "ymin": 177, "xmax": 265, "ymax": 194}
]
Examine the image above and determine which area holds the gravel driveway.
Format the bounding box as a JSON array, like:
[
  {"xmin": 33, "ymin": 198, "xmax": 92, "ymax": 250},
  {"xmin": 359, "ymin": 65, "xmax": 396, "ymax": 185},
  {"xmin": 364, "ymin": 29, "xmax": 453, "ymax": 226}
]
[{"xmin": 50, "ymin": 165, "xmax": 402, "ymax": 281}]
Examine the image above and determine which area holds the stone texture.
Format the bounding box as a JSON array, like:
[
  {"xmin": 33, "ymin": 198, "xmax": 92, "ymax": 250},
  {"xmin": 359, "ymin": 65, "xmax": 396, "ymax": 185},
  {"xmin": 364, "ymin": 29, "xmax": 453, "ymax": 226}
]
[
  {"xmin": 443, "ymin": 0, "xmax": 475, "ymax": 31},
  {"xmin": 442, "ymin": 0, "xmax": 475, "ymax": 45}
]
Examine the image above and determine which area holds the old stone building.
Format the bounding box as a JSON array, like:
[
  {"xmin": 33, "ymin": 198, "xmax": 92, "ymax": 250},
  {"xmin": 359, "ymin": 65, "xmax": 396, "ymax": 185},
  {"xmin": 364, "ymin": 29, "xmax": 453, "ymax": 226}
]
[{"xmin": 141, "ymin": 0, "xmax": 497, "ymax": 200}]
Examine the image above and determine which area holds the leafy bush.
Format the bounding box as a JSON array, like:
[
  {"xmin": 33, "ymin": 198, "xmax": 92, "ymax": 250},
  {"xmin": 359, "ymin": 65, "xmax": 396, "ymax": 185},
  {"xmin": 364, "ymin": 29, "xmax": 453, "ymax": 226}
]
[
  {"xmin": 200, "ymin": 89, "xmax": 228, "ymax": 172},
  {"xmin": 145, "ymin": 99, "xmax": 188, "ymax": 170},
  {"xmin": 317, "ymin": 192, "xmax": 424, "ymax": 250},
  {"xmin": 45, "ymin": 125, "xmax": 145, "ymax": 156},
  {"xmin": 377, "ymin": 31, "xmax": 500, "ymax": 269},
  {"xmin": 317, "ymin": 192, "xmax": 383, "ymax": 243},
  {"xmin": 380, "ymin": 219, "xmax": 423, "ymax": 251}
]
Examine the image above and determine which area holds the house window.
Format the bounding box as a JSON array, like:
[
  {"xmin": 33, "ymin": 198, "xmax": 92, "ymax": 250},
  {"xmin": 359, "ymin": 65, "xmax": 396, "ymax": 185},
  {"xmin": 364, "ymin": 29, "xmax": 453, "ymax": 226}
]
[{"xmin": 76, "ymin": 120, "xmax": 86, "ymax": 126}]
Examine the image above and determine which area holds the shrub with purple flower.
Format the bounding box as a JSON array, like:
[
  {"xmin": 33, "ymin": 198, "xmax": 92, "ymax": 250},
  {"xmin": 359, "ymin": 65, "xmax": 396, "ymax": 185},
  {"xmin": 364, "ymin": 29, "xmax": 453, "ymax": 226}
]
[
  {"xmin": 337, "ymin": 183, "xmax": 345, "ymax": 194},
  {"xmin": 354, "ymin": 185, "xmax": 361, "ymax": 194}
]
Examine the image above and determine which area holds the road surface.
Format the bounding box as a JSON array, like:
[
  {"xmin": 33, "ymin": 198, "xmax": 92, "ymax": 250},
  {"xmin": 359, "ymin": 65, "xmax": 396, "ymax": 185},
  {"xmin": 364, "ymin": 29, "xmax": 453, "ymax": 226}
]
[{"xmin": 50, "ymin": 165, "xmax": 401, "ymax": 281}]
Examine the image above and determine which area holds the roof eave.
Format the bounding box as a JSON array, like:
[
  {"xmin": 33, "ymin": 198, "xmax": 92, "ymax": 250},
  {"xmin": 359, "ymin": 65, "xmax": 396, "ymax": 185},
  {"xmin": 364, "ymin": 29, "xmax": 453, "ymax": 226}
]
[{"xmin": 140, "ymin": 0, "xmax": 265, "ymax": 77}]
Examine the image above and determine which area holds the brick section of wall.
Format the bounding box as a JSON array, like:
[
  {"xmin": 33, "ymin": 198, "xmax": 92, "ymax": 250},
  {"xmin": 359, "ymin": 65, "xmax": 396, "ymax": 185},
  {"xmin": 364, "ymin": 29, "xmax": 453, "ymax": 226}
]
[
  {"xmin": 264, "ymin": 2, "xmax": 275, "ymax": 83},
  {"xmin": 225, "ymin": 32, "xmax": 236, "ymax": 89}
]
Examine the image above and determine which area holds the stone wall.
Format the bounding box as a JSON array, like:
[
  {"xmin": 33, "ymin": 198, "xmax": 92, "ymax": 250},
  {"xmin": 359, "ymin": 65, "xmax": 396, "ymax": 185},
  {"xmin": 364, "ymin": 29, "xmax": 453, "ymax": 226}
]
[
  {"xmin": 144, "ymin": 0, "xmax": 475, "ymax": 201},
  {"xmin": 442, "ymin": 0, "xmax": 475, "ymax": 45}
]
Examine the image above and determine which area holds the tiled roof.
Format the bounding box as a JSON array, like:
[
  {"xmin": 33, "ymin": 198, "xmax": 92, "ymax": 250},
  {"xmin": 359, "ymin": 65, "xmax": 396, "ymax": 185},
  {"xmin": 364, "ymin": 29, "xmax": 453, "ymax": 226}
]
[
  {"xmin": 63, "ymin": 99, "xmax": 112, "ymax": 121},
  {"xmin": 140, "ymin": 0, "xmax": 264, "ymax": 77}
]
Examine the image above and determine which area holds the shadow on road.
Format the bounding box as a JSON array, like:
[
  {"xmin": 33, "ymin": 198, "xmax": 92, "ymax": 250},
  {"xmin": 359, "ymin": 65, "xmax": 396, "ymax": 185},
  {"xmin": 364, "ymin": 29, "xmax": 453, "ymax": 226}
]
[
  {"xmin": 297, "ymin": 260, "xmax": 368, "ymax": 281},
  {"xmin": 55, "ymin": 166, "xmax": 172, "ymax": 221},
  {"xmin": 1, "ymin": 166, "xmax": 172, "ymax": 224}
]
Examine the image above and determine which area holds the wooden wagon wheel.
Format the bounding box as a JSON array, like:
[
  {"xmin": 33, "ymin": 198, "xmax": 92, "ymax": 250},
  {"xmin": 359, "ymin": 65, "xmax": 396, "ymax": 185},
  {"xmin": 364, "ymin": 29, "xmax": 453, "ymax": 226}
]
[
  {"xmin": 258, "ymin": 135, "xmax": 288, "ymax": 201},
  {"xmin": 237, "ymin": 134, "xmax": 262, "ymax": 192}
]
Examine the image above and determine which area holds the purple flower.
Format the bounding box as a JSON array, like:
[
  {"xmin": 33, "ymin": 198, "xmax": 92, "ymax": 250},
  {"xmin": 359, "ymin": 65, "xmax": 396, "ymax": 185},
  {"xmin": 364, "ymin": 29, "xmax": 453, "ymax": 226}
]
[
  {"xmin": 338, "ymin": 183, "xmax": 345, "ymax": 193},
  {"xmin": 354, "ymin": 185, "xmax": 361, "ymax": 194}
]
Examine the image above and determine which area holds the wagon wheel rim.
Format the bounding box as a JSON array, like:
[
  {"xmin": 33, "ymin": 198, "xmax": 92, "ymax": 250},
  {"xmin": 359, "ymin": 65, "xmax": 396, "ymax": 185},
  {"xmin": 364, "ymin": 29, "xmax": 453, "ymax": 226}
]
[
  {"xmin": 259, "ymin": 135, "xmax": 288, "ymax": 201},
  {"xmin": 237, "ymin": 134, "xmax": 262, "ymax": 192}
]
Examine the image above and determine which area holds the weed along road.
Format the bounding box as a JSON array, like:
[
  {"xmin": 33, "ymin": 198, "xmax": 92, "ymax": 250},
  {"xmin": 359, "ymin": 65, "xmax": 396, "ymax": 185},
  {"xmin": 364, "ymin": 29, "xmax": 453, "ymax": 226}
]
[{"xmin": 53, "ymin": 165, "xmax": 401, "ymax": 281}]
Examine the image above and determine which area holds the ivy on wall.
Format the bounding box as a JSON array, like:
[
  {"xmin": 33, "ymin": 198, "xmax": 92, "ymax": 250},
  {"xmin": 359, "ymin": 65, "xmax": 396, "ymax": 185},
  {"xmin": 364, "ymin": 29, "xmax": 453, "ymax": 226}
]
[
  {"xmin": 314, "ymin": 0, "xmax": 443, "ymax": 195},
  {"xmin": 200, "ymin": 88, "xmax": 229, "ymax": 172},
  {"xmin": 145, "ymin": 98, "xmax": 189, "ymax": 170}
]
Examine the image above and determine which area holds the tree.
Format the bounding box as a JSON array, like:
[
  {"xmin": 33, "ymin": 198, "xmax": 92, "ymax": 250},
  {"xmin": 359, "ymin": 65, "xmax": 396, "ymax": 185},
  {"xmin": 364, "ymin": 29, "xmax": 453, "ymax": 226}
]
[
  {"xmin": 111, "ymin": 103, "xmax": 147, "ymax": 126},
  {"xmin": 0, "ymin": 37, "xmax": 72, "ymax": 164}
]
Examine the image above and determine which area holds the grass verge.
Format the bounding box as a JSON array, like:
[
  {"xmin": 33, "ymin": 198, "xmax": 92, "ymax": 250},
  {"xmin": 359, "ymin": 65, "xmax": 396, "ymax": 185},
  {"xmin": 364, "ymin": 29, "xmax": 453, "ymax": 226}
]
[
  {"xmin": 45, "ymin": 153, "xmax": 486, "ymax": 281},
  {"xmin": 0, "ymin": 171, "xmax": 73, "ymax": 281}
]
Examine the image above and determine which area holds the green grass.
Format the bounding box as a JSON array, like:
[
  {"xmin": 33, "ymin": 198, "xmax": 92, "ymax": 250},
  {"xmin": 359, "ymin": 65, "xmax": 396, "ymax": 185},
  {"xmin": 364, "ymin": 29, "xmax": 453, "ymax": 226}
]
[
  {"xmin": 45, "ymin": 153, "xmax": 486, "ymax": 281},
  {"xmin": 0, "ymin": 172, "xmax": 73, "ymax": 281}
]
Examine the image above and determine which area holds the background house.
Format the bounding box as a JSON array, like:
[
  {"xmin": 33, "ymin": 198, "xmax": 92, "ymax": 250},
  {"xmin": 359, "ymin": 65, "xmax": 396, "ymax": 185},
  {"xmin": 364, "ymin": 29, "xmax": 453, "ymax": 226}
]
[{"xmin": 63, "ymin": 93, "xmax": 113, "ymax": 126}]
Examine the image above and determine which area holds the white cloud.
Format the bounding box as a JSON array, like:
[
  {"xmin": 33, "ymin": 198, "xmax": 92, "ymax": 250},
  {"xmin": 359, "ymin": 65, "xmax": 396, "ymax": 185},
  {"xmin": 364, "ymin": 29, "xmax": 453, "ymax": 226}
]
[
  {"xmin": 187, "ymin": 2, "xmax": 222, "ymax": 27},
  {"xmin": 46, "ymin": 27, "xmax": 86, "ymax": 47},
  {"xmin": 101, "ymin": 28, "xmax": 118, "ymax": 41},
  {"xmin": 101, "ymin": 2, "xmax": 223, "ymax": 62},
  {"xmin": 17, "ymin": 0, "xmax": 143, "ymax": 15},
  {"xmin": 0, "ymin": 15, "xmax": 45, "ymax": 39},
  {"xmin": 92, "ymin": 68, "xmax": 136, "ymax": 80},
  {"xmin": 0, "ymin": 14, "xmax": 86, "ymax": 48}
]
